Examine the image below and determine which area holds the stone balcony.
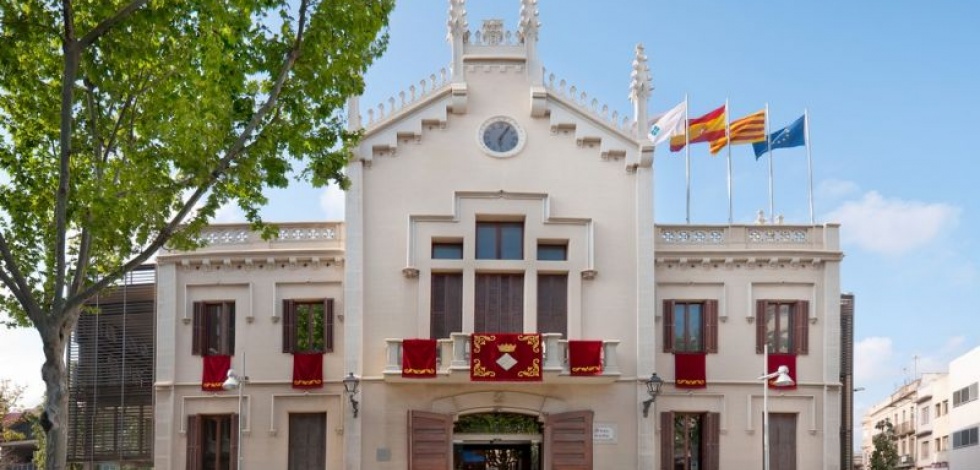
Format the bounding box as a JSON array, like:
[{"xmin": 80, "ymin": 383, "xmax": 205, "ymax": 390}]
[
  {"xmin": 157, "ymin": 222, "xmax": 345, "ymax": 265},
  {"xmin": 383, "ymin": 333, "xmax": 621, "ymax": 384},
  {"xmin": 655, "ymin": 223, "xmax": 843, "ymax": 265}
]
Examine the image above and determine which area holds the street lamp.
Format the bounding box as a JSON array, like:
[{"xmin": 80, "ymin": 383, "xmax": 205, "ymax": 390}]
[
  {"xmin": 641, "ymin": 372, "xmax": 664, "ymax": 418},
  {"xmin": 223, "ymin": 360, "xmax": 248, "ymax": 470},
  {"xmin": 758, "ymin": 344, "xmax": 794, "ymax": 470},
  {"xmin": 343, "ymin": 372, "xmax": 360, "ymax": 418}
]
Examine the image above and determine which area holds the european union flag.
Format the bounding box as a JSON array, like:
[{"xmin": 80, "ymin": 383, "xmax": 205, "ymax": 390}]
[{"xmin": 753, "ymin": 115, "xmax": 806, "ymax": 159}]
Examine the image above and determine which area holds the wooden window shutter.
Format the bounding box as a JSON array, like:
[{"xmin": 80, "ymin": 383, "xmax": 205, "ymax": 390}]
[
  {"xmin": 703, "ymin": 412, "xmax": 721, "ymax": 470},
  {"xmin": 324, "ymin": 298, "xmax": 335, "ymax": 353},
  {"xmin": 226, "ymin": 302, "xmax": 236, "ymax": 355},
  {"xmin": 192, "ymin": 302, "xmax": 205, "ymax": 356},
  {"xmin": 186, "ymin": 414, "xmax": 201, "ymax": 470},
  {"xmin": 662, "ymin": 300, "xmax": 675, "ymax": 353},
  {"xmin": 755, "ymin": 300, "xmax": 767, "ymax": 354},
  {"xmin": 230, "ymin": 414, "xmax": 239, "ymax": 470},
  {"xmin": 704, "ymin": 300, "xmax": 719, "ymax": 354},
  {"xmin": 794, "ymin": 300, "xmax": 810, "ymax": 355},
  {"xmin": 660, "ymin": 412, "xmax": 674, "ymax": 470},
  {"xmin": 282, "ymin": 300, "xmax": 295, "ymax": 353}
]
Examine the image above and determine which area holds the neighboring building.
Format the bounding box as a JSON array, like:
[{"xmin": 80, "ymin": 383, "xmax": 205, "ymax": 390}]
[
  {"xmin": 949, "ymin": 346, "xmax": 980, "ymax": 469},
  {"xmin": 916, "ymin": 373, "xmax": 950, "ymax": 469},
  {"xmin": 0, "ymin": 410, "xmax": 38, "ymax": 470},
  {"xmin": 67, "ymin": 265, "xmax": 156, "ymax": 469},
  {"xmin": 861, "ymin": 379, "xmax": 921, "ymax": 469},
  {"xmin": 152, "ymin": 1, "xmax": 845, "ymax": 469}
]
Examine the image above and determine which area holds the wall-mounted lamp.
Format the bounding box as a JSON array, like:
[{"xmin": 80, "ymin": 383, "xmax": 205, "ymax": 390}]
[
  {"xmin": 641, "ymin": 372, "xmax": 664, "ymax": 418},
  {"xmin": 343, "ymin": 372, "xmax": 360, "ymax": 418}
]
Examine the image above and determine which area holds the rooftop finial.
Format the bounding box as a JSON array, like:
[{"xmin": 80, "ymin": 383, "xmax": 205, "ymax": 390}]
[
  {"xmin": 447, "ymin": 0, "xmax": 468, "ymax": 82},
  {"xmin": 630, "ymin": 43, "xmax": 652, "ymax": 139},
  {"xmin": 629, "ymin": 44, "xmax": 652, "ymax": 103},
  {"xmin": 447, "ymin": 0, "xmax": 468, "ymax": 41},
  {"xmin": 518, "ymin": 0, "xmax": 540, "ymax": 42}
]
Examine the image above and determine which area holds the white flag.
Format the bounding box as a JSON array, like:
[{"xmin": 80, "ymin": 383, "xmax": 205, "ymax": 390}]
[{"xmin": 648, "ymin": 101, "xmax": 687, "ymax": 146}]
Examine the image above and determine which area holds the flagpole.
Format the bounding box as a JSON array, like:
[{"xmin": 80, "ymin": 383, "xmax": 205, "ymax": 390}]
[
  {"xmin": 766, "ymin": 103, "xmax": 774, "ymax": 223},
  {"xmin": 726, "ymin": 98, "xmax": 733, "ymax": 224},
  {"xmin": 804, "ymin": 108, "xmax": 814, "ymax": 224},
  {"xmin": 685, "ymin": 94, "xmax": 691, "ymax": 224}
]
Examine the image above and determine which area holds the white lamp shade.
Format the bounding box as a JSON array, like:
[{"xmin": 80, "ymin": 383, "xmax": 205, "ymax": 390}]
[
  {"xmin": 773, "ymin": 366, "xmax": 794, "ymax": 387},
  {"xmin": 222, "ymin": 370, "xmax": 240, "ymax": 390}
]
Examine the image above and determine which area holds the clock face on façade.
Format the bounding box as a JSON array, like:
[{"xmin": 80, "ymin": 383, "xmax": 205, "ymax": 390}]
[{"xmin": 477, "ymin": 116, "xmax": 526, "ymax": 158}]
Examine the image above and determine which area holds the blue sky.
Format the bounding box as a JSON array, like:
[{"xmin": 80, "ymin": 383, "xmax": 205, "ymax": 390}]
[{"xmin": 3, "ymin": 0, "xmax": 979, "ymax": 446}]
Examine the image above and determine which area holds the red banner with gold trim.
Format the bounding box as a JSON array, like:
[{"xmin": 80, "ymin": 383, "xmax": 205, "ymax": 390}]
[
  {"xmin": 402, "ymin": 339, "xmax": 437, "ymax": 378},
  {"xmin": 674, "ymin": 353, "xmax": 707, "ymax": 389},
  {"xmin": 202, "ymin": 355, "xmax": 231, "ymax": 391},
  {"xmin": 568, "ymin": 340, "xmax": 603, "ymax": 376},
  {"xmin": 767, "ymin": 353, "xmax": 797, "ymax": 390},
  {"xmin": 292, "ymin": 353, "xmax": 324, "ymax": 389},
  {"xmin": 470, "ymin": 333, "xmax": 542, "ymax": 382}
]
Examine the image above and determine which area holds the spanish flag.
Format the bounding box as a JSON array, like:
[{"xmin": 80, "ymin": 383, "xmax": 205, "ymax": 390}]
[
  {"xmin": 669, "ymin": 104, "xmax": 726, "ymax": 152},
  {"xmin": 708, "ymin": 109, "xmax": 766, "ymax": 154}
]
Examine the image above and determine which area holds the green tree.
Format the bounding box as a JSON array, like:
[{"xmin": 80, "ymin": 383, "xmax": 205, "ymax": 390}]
[
  {"xmin": 0, "ymin": 1, "xmax": 393, "ymax": 468},
  {"xmin": 870, "ymin": 420, "xmax": 899, "ymax": 470},
  {"xmin": 0, "ymin": 379, "xmax": 26, "ymax": 442}
]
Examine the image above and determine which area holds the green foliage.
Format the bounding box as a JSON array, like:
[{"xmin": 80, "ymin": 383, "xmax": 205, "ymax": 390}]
[
  {"xmin": 0, "ymin": 0, "xmax": 394, "ymax": 467},
  {"xmin": 454, "ymin": 413, "xmax": 542, "ymax": 435},
  {"xmin": 31, "ymin": 410, "xmax": 47, "ymax": 470},
  {"xmin": 870, "ymin": 420, "xmax": 898, "ymax": 470}
]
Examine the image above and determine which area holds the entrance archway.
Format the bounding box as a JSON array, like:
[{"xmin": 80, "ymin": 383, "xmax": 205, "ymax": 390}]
[{"xmin": 453, "ymin": 413, "xmax": 542, "ymax": 470}]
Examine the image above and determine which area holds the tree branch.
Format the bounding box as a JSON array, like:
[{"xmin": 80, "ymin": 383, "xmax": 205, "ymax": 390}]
[
  {"xmin": 78, "ymin": 0, "xmax": 150, "ymax": 49},
  {"xmin": 0, "ymin": 233, "xmax": 42, "ymax": 323},
  {"xmin": 69, "ymin": 0, "xmax": 314, "ymax": 310},
  {"xmin": 53, "ymin": 0, "xmax": 79, "ymax": 309}
]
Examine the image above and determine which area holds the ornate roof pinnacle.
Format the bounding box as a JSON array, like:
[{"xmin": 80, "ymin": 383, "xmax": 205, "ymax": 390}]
[
  {"xmin": 518, "ymin": 0, "xmax": 540, "ymax": 42},
  {"xmin": 629, "ymin": 43, "xmax": 652, "ymax": 102},
  {"xmin": 447, "ymin": 0, "xmax": 468, "ymax": 41}
]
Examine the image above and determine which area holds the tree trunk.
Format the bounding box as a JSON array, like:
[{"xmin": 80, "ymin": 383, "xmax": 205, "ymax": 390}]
[{"xmin": 40, "ymin": 315, "xmax": 73, "ymax": 470}]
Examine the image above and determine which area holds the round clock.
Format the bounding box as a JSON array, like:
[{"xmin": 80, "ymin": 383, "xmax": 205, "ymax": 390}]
[{"xmin": 477, "ymin": 116, "xmax": 526, "ymax": 158}]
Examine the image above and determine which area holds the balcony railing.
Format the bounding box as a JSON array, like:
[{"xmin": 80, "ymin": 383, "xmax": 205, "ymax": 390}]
[
  {"xmin": 384, "ymin": 333, "xmax": 620, "ymax": 382},
  {"xmin": 895, "ymin": 421, "xmax": 914, "ymax": 436}
]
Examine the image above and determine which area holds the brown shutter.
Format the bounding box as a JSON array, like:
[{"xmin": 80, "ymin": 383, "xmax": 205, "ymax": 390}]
[
  {"xmin": 794, "ymin": 300, "xmax": 809, "ymax": 355},
  {"xmin": 474, "ymin": 274, "xmax": 524, "ymax": 333},
  {"xmin": 662, "ymin": 300, "xmax": 675, "ymax": 353},
  {"xmin": 186, "ymin": 414, "xmax": 201, "ymax": 470},
  {"xmin": 192, "ymin": 302, "xmax": 205, "ymax": 356},
  {"xmin": 282, "ymin": 300, "xmax": 295, "ymax": 353},
  {"xmin": 704, "ymin": 300, "xmax": 719, "ymax": 354},
  {"xmin": 408, "ymin": 410, "xmax": 452, "ymax": 470},
  {"xmin": 229, "ymin": 414, "xmax": 239, "ymax": 470},
  {"xmin": 756, "ymin": 300, "xmax": 767, "ymax": 354},
  {"xmin": 537, "ymin": 274, "xmax": 568, "ymax": 336},
  {"xmin": 227, "ymin": 302, "xmax": 236, "ymax": 355},
  {"xmin": 545, "ymin": 410, "xmax": 594, "ymax": 469},
  {"xmin": 324, "ymin": 298, "xmax": 335, "ymax": 353},
  {"xmin": 703, "ymin": 412, "xmax": 721, "ymax": 470},
  {"xmin": 660, "ymin": 412, "xmax": 674, "ymax": 470}
]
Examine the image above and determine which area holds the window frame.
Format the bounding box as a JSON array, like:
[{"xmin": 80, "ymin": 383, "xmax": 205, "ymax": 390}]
[
  {"xmin": 536, "ymin": 241, "xmax": 568, "ymax": 261},
  {"xmin": 432, "ymin": 241, "xmax": 464, "ymax": 260},
  {"xmin": 192, "ymin": 301, "xmax": 236, "ymax": 356},
  {"xmin": 755, "ymin": 299, "xmax": 809, "ymax": 355},
  {"xmin": 187, "ymin": 413, "xmax": 238, "ymax": 470},
  {"xmin": 476, "ymin": 221, "xmax": 524, "ymax": 260},
  {"xmin": 282, "ymin": 299, "xmax": 334, "ymax": 354},
  {"xmin": 662, "ymin": 300, "xmax": 718, "ymax": 354}
]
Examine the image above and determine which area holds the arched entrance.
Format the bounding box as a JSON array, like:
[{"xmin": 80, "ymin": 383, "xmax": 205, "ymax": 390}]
[{"xmin": 453, "ymin": 412, "xmax": 542, "ymax": 470}]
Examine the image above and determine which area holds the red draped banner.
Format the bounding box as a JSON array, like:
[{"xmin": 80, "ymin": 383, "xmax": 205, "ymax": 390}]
[
  {"xmin": 674, "ymin": 353, "xmax": 707, "ymax": 389},
  {"xmin": 767, "ymin": 353, "xmax": 797, "ymax": 389},
  {"xmin": 402, "ymin": 339, "xmax": 437, "ymax": 378},
  {"xmin": 202, "ymin": 355, "xmax": 231, "ymax": 391},
  {"xmin": 568, "ymin": 340, "xmax": 603, "ymax": 376},
  {"xmin": 470, "ymin": 333, "xmax": 542, "ymax": 382},
  {"xmin": 292, "ymin": 353, "xmax": 324, "ymax": 389}
]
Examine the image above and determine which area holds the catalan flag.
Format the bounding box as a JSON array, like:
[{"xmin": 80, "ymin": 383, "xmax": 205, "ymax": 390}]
[
  {"xmin": 669, "ymin": 104, "xmax": 726, "ymax": 152},
  {"xmin": 708, "ymin": 109, "xmax": 766, "ymax": 154}
]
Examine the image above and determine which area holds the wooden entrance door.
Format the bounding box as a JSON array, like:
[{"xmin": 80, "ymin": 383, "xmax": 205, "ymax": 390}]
[
  {"xmin": 769, "ymin": 413, "xmax": 797, "ymax": 470},
  {"xmin": 409, "ymin": 410, "xmax": 453, "ymax": 470},
  {"xmin": 288, "ymin": 413, "xmax": 326, "ymax": 470},
  {"xmin": 543, "ymin": 410, "xmax": 593, "ymax": 470}
]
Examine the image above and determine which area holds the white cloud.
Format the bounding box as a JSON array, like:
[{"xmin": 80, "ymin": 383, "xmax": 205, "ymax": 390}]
[
  {"xmin": 817, "ymin": 179, "xmax": 860, "ymax": 200},
  {"xmin": 319, "ymin": 185, "xmax": 345, "ymax": 221},
  {"xmin": 824, "ymin": 191, "xmax": 959, "ymax": 255},
  {"xmin": 854, "ymin": 336, "xmax": 896, "ymax": 385},
  {"xmin": 212, "ymin": 203, "xmax": 246, "ymax": 224}
]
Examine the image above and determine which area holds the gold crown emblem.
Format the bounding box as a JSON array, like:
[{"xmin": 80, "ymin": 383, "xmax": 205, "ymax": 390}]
[{"xmin": 497, "ymin": 343, "xmax": 517, "ymax": 353}]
